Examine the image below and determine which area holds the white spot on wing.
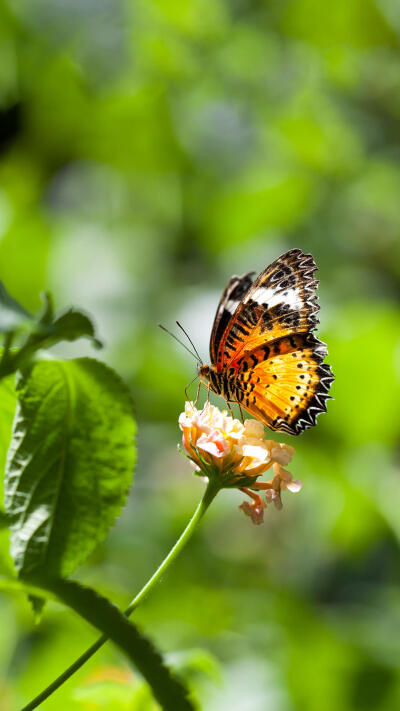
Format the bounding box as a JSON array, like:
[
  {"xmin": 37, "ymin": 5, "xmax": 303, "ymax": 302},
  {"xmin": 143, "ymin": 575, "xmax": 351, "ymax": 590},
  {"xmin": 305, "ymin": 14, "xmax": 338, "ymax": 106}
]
[
  {"xmin": 226, "ymin": 299, "xmax": 239, "ymax": 314},
  {"xmin": 248, "ymin": 286, "xmax": 304, "ymax": 309}
]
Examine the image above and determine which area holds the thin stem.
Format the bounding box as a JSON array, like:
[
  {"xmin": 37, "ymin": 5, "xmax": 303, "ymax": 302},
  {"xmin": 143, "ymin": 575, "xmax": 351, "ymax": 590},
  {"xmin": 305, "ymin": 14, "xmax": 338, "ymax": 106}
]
[
  {"xmin": 20, "ymin": 479, "xmax": 220, "ymax": 711},
  {"xmin": 125, "ymin": 477, "xmax": 219, "ymax": 615}
]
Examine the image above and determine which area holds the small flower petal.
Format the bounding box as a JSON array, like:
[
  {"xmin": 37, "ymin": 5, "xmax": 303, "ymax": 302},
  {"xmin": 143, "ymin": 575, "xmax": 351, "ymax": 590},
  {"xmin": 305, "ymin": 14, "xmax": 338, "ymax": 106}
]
[
  {"xmin": 240, "ymin": 443, "xmax": 270, "ymax": 462},
  {"xmin": 243, "ymin": 419, "xmax": 265, "ymax": 438},
  {"xmin": 285, "ymin": 478, "xmax": 303, "ymax": 493},
  {"xmin": 197, "ymin": 431, "xmax": 231, "ymax": 459},
  {"xmin": 265, "ymin": 488, "xmax": 283, "ymax": 510},
  {"xmin": 270, "ymin": 444, "xmax": 295, "ymax": 466}
]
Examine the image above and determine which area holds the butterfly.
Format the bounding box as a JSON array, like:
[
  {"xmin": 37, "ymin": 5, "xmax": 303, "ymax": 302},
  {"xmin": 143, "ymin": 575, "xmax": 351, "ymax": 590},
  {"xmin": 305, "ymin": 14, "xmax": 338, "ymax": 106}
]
[{"xmin": 198, "ymin": 248, "xmax": 334, "ymax": 435}]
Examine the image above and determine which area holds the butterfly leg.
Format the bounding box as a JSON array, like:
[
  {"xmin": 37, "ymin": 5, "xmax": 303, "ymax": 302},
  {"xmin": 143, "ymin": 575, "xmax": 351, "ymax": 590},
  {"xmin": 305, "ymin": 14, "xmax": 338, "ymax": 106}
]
[
  {"xmin": 226, "ymin": 400, "xmax": 234, "ymax": 418},
  {"xmin": 225, "ymin": 399, "xmax": 243, "ymax": 421},
  {"xmin": 184, "ymin": 374, "xmax": 199, "ymax": 401},
  {"xmin": 193, "ymin": 380, "xmax": 202, "ymax": 406}
]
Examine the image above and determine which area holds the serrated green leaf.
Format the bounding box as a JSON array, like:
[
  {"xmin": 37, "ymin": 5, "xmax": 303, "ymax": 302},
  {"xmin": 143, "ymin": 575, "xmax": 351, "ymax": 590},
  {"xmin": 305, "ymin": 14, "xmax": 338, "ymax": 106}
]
[
  {"xmin": 0, "ymin": 282, "xmax": 33, "ymax": 334},
  {"xmin": 1, "ymin": 307, "xmax": 102, "ymax": 379},
  {"xmin": 47, "ymin": 308, "xmax": 102, "ymax": 347},
  {"xmin": 38, "ymin": 577, "xmax": 194, "ymax": 711},
  {"xmin": 18, "ymin": 306, "xmax": 103, "ymax": 356},
  {"xmin": 4, "ymin": 358, "xmax": 136, "ymax": 578},
  {"xmin": 0, "ymin": 285, "xmax": 102, "ymax": 381}
]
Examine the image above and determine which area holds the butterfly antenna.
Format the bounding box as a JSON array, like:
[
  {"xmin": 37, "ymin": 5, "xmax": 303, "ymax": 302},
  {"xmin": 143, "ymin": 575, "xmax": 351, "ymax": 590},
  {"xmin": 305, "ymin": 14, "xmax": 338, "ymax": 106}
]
[
  {"xmin": 176, "ymin": 321, "xmax": 203, "ymax": 364},
  {"xmin": 158, "ymin": 324, "xmax": 201, "ymax": 362}
]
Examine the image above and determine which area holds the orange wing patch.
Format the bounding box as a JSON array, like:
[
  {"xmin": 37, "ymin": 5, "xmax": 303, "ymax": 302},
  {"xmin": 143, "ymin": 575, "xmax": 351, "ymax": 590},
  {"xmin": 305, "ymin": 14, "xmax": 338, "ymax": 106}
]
[{"xmin": 233, "ymin": 341, "xmax": 332, "ymax": 434}]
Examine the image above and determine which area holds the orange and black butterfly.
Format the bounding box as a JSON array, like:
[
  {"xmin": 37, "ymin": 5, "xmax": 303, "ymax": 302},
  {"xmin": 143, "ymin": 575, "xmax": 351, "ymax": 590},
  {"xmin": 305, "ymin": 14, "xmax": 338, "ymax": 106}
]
[{"xmin": 198, "ymin": 248, "xmax": 334, "ymax": 435}]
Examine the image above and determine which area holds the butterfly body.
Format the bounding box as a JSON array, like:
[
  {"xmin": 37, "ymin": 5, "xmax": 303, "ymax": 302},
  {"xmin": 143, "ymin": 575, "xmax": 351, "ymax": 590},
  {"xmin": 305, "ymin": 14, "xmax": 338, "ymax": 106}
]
[
  {"xmin": 199, "ymin": 249, "xmax": 334, "ymax": 435},
  {"xmin": 198, "ymin": 363, "xmax": 240, "ymax": 402}
]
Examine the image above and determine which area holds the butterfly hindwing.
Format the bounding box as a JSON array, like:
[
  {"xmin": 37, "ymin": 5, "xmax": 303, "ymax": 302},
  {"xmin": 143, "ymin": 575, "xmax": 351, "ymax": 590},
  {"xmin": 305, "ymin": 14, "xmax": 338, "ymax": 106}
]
[{"xmin": 232, "ymin": 334, "xmax": 333, "ymax": 434}]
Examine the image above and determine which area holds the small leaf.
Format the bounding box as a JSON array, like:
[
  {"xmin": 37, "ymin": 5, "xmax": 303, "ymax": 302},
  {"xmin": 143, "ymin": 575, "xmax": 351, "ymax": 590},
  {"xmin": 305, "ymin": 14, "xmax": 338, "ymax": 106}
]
[
  {"xmin": 21, "ymin": 306, "xmax": 102, "ymax": 353},
  {"xmin": 38, "ymin": 577, "xmax": 194, "ymax": 711},
  {"xmin": 5, "ymin": 358, "xmax": 136, "ymax": 578},
  {"xmin": 10, "ymin": 307, "xmax": 102, "ymax": 374},
  {"xmin": 0, "ymin": 284, "xmax": 102, "ymax": 381},
  {"xmin": 48, "ymin": 308, "xmax": 102, "ymax": 347},
  {"xmin": 0, "ymin": 282, "xmax": 33, "ymax": 334}
]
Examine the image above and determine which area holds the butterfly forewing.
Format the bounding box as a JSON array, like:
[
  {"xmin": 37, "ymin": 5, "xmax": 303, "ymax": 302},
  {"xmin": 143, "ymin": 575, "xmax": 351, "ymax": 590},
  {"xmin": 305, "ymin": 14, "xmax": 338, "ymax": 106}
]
[
  {"xmin": 207, "ymin": 249, "xmax": 333, "ymax": 435},
  {"xmin": 214, "ymin": 249, "xmax": 319, "ymax": 371},
  {"xmin": 209, "ymin": 271, "xmax": 255, "ymax": 363}
]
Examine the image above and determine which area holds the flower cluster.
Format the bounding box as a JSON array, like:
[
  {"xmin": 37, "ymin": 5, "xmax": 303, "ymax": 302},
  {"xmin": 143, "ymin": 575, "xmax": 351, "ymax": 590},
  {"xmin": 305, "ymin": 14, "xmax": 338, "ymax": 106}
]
[{"xmin": 179, "ymin": 401, "xmax": 302, "ymax": 524}]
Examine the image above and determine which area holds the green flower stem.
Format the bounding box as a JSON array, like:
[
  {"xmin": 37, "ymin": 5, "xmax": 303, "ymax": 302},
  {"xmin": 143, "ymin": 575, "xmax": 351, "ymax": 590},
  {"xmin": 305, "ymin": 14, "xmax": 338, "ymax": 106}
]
[{"xmin": 20, "ymin": 478, "xmax": 221, "ymax": 711}]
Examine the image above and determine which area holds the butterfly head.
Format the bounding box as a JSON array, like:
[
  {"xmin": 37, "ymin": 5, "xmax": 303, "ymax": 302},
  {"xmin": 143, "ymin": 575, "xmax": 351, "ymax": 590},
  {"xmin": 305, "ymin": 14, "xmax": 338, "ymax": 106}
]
[{"xmin": 197, "ymin": 363, "xmax": 211, "ymax": 379}]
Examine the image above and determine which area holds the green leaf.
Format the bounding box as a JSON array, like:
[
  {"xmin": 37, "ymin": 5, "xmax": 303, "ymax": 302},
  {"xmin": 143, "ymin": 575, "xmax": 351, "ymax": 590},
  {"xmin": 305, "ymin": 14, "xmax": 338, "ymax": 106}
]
[
  {"xmin": 11, "ymin": 307, "xmax": 103, "ymax": 373},
  {"xmin": 0, "ymin": 282, "xmax": 33, "ymax": 334},
  {"xmin": 45, "ymin": 308, "xmax": 102, "ymax": 347},
  {"xmin": 4, "ymin": 358, "xmax": 136, "ymax": 578},
  {"xmin": 0, "ymin": 286, "xmax": 102, "ymax": 381},
  {"xmin": 38, "ymin": 577, "xmax": 194, "ymax": 711}
]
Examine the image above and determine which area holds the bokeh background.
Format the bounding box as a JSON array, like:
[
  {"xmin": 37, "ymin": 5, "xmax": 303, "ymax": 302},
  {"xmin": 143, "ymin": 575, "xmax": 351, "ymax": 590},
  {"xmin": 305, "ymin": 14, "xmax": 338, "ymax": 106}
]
[{"xmin": 1, "ymin": 0, "xmax": 400, "ymax": 709}]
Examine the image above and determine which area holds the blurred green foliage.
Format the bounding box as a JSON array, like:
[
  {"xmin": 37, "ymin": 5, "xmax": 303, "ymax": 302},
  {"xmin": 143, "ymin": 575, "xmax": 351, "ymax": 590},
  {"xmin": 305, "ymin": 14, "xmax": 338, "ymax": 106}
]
[{"xmin": 1, "ymin": 0, "xmax": 400, "ymax": 709}]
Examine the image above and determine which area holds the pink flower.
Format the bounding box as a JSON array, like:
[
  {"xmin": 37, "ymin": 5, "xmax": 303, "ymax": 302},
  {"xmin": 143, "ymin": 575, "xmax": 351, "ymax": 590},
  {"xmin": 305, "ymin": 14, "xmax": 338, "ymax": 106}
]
[
  {"xmin": 196, "ymin": 430, "xmax": 231, "ymax": 461},
  {"xmin": 179, "ymin": 402, "xmax": 302, "ymax": 524}
]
